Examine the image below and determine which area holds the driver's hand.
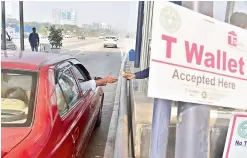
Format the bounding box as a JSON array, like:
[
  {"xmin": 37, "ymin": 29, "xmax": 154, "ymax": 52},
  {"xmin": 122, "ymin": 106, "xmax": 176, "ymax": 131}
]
[
  {"xmin": 104, "ymin": 73, "xmax": 118, "ymax": 83},
  {"xmin": 121, "ymin": 71, "xmax": 135, "ymax": 80}
]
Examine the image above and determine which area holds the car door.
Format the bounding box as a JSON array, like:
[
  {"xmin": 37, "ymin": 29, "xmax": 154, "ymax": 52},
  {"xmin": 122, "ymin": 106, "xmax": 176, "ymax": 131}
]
[
  {"xmin": 70, "ymin": 62, "xmax": 102, "ymax": 130},
  {"xmin": 54, "ymin": 62, "xmax": 89, "ymax": 157},
  {"xmin": 70, "ymin": 64, "xmax": 97, "ymax": 155}
]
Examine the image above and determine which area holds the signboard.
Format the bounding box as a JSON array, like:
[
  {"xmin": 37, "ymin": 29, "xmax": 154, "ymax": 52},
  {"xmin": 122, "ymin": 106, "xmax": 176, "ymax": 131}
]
[
  {"xmin": 148, "ymin": 2, "xmax": 247, "ymax": 109},
  {"xmin": 61, "ymin": 11, "xmax": 67, "ymax": 19},
  {"xmin": 67, "ymin": 11, "xmax": 71, "ymax": 20},
  {"xmin": 223, "ymin": 114, "xmax": 247, "ymax": 158}
]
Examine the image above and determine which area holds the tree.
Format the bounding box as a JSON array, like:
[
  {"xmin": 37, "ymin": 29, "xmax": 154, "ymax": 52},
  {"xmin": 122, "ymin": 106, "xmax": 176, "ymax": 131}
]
[
  {"xmin": 61, "ymin": 24, "xmax": 84, "ymax": 35},
  {"xmin": 48, "ymin": 25, "xmax": 63, "ymax": 48},
  {"xmin": 39, "ymin": 26, "xmax": 48, "ymax": 35}
]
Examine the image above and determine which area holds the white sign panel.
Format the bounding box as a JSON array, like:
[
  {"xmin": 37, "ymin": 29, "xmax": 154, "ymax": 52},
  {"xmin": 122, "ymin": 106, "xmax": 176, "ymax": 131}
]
[
  {"xmin": 148, "ymin": 2, "xmax": 247, "ymax": 109},
  {"xmin": 223, "ymin": 114, "xmax": 247, "ymax": 158}
]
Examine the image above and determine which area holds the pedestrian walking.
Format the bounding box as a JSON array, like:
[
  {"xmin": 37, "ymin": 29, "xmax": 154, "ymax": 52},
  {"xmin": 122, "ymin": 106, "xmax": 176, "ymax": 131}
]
[{"xmin": 29, "ymin": 27, "xmax": 40, "ymax": 52}]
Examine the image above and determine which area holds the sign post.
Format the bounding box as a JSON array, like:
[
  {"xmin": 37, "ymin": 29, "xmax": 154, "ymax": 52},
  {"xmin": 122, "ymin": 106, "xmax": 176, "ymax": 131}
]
[
  {"xmin": 149, "ymin": 99, "xmax": 172, "ymax": 158},
  {"xmin": 175, "ymin": 103, "xmax": 210, "ymax": 158},
  {"xmin": 148, "ymin": 1, "xmax": 247, "ymax": 158},
  {"xmin": 1, "ymin": 1, "xmax": 6, "ymax": 50}
]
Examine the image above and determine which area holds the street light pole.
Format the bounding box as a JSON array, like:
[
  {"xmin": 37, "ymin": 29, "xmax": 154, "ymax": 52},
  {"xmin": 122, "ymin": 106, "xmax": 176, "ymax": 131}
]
[
  {"xmin": 19, "ymin": 1, "xmax": 24, "ymax": 51},
  {"xmin": 134, "ymin": 1, "xmax": 144, "ymax": 68},
  {"xmin": 1, "ymin": 1, "xmax": 7, "ymax": 50}
]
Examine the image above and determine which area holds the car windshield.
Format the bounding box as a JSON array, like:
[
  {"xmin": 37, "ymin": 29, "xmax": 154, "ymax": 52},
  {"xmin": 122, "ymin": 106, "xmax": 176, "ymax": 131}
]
[{"xmin": 1, "ymin": 69, "xmax": 37, "ymax": 127}]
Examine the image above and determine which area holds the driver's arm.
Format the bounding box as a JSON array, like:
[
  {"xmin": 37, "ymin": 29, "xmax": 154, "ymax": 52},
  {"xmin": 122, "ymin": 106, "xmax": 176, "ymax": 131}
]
[
  {"xmin": 79, "ymin": 79, "xmax": 106, "ymax": 92},
  {"xmin": 79, "ymin": 75, "xmax": 118, "ymax": 91}
]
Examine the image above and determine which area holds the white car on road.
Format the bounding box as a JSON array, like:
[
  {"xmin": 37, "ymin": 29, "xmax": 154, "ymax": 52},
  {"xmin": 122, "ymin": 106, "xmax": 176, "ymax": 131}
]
[
  {"xmin": 64, "ymin": 35, "xmax": 72, "ymax": 38},
  {"xmin": 103, "ymin": 36, "xmax": 118, "ymax": 48}
]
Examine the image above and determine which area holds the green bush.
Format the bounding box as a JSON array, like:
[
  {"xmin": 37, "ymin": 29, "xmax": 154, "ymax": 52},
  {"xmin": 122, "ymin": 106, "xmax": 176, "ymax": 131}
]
[{"xmin": 48, "ymin": 25, "xmax": 63, "ymax": 48}]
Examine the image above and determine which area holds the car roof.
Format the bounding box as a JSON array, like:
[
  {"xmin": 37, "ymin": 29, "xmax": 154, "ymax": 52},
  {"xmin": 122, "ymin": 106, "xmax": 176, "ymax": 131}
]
[{"xmin": 1, "ymin": 50, "xmax": 75, "ymax": 71}]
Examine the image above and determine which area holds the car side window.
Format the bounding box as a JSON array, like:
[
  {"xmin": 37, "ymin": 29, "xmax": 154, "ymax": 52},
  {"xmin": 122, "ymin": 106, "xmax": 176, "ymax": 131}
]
[{"xmin": 57, "ymin": 69, "xmax": 80, "ymax": 108}]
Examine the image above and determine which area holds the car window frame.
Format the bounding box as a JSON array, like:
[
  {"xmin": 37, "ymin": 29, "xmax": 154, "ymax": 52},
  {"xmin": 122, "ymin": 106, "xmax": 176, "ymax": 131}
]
[
  {"xmin": 1, "ymin": 68, "xmax": 38, "ymax": 128},
  {"xmin": 54, "ymin": 61, "xmax": 83, "ymax": 118},
  {"xmin": 71, "ymin": 65, "xmax": 93, "ymax": 95},
  {"xmin": 71, "ymin": 65, "xmax": 88, "ymax": 82},
  {"xmin": 68, "ymin": 59, "xmax": 92, "ymax": 81}
]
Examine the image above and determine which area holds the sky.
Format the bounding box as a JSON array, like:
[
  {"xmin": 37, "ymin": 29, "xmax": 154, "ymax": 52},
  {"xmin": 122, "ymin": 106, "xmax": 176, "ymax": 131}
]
[
  {"xmin": 213, "ymin": 1, "xmax": 247, "ymax": 21},
  {"xmin": 6, "ymin": 1, "xmax": 138, "ymax": 32},
  {"xmin": 5, "ymin": 1, "xmax": 247, "ymax": 31}
]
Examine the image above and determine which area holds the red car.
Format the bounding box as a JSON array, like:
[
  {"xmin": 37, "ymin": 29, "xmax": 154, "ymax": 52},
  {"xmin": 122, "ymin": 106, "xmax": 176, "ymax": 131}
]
[{"xmin": 1, "ymin": 51, "xmax": 104, "ymax": 158}]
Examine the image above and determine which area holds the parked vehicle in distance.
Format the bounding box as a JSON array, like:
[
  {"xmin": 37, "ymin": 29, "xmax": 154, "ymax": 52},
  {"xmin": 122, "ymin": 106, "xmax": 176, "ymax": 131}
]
[
  {"xmin": 103, "ymin": 36, "xmax": 118, "ymax": 48},
  {"xmin": 1, "ymin": 30, "xmax": 17, "ymax": 50},
  {"xmin": 1, "ymin": 51, "xmax": 104, "ymax": 158},
  {"xmin": 99, "ymin": 36, "xmax": 104, "ymax": 39},
  {"xmin": 78, "ymin": 35, "xmax": 85, "ymax": 40},
  {"xmin": 64, "ymin": 34, "xmax": 72, "ymax": 38}
]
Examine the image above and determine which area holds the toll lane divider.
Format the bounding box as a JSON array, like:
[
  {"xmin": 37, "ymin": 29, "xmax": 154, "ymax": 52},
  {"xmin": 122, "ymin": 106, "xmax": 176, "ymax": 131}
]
[{"xmin": 104, "ymin": 50, "xmax": 133, "ymax": 158}]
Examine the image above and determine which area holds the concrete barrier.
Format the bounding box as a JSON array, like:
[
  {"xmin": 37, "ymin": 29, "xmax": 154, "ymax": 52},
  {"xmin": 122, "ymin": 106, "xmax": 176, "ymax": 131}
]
[
  {"xmin": 104, "ymin": 38, "xmax": 135, "ymax": 158},
  {"xmin": 104, "ymin": 51, "xmax": 130, "ymax": 158},
  {"xmin": 114, "ymin": 77, "xmax": 129, "ymax": 158}
]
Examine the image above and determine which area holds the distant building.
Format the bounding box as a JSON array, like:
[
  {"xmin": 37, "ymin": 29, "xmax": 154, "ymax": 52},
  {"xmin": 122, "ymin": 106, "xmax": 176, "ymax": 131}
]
[
  {"xmin": 101, "ymin": 22, "xmax": 111, "ymax": 30},
  {"xmin": 80, "ymin": 22, "xmax": 111, "ymax": 30},
  {"xmin": 92, "ymin": 22, "xmax": 101, "ymax": 30},
  {"xmin": 70, "ymin": 10, "xmax": 76, "ymax": 25},
  {"xmin": 81, "ymin": 24, "xmax": 92, "ymax": 29},
  {"xmin": 52, "ymin": 9, "xmax": 61, "ymax": 25}
]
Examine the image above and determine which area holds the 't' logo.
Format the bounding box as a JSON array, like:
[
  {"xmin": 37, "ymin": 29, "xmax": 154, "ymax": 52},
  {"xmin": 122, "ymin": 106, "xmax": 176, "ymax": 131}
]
[{"xmin": 228, "ymin": 31, "xmax": 237, "ymax": 47}]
